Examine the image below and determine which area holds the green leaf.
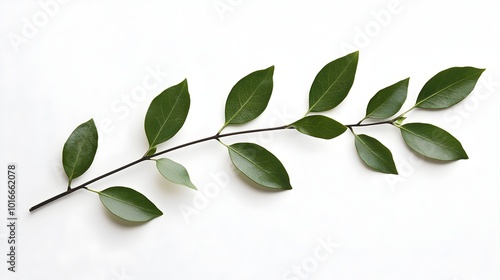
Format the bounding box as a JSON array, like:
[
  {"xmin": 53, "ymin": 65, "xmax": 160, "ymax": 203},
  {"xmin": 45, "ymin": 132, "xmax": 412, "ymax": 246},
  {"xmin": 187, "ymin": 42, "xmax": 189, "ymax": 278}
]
[
  {"xmin": 308, "ymin": 51, "xmax": 359, "ymax": 112},
  {"xmin": 98, "ymin": 187, "xmax": 163, "ymax": 222},
  {"xmin": 365, "ymin": 78, "xmax": 409, "ymax": 119},
  {"xmin": 354, "ymin": 134, "xmax": 398, "ymax": 174},
  {"xmin": 223, "ymin": 66, "xmax": 274, "ymax": 128},
  {"xmin": 62, "ymin": 119, "xmax": 98, "ymax": 186},
  {"xmin": 144, "ymin": 79, "xmax": 190, "ymax": 148},
  {"xmin": 227, "ymin": 142, "xmax": 292, "ymax": 190},
  {"xmin": 290, "ymin": 115, "xmax": 347, "ymax": 139},
  {"xmin": 399, "ymin": 123, "xmax": 468, "ymax": 161},
  {"xmin": 156, "ymin": 158, "xmax": 197, "ymax": 190},
  {"xmin": 415, "ymin": 67, "xmax": 485, "ymax": 109}
]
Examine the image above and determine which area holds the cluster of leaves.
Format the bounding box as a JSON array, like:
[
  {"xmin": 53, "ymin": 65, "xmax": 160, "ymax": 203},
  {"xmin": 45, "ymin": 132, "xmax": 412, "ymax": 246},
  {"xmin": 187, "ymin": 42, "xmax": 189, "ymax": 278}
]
[{"xmin": 59, "ymin": 51, "xmax": 484, "ymax": 223}]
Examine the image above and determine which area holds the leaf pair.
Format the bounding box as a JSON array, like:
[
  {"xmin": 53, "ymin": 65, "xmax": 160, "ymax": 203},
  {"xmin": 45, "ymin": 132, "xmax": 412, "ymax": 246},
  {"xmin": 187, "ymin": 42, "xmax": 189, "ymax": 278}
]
[
  {"xmin": 98, "ymin": 161, "xmax": 196, "ymax": 223},
  {"xmin": 143, "ymin": 79, "xmax": 197, "ymax": 190},
  {"xmin": 361, "ymin": 66, "xmax": 485, "ymax": 121},
  {"xmin": 352, "ymin": 123, "xmax": 468, "ymax": 174},
  {"xmin": 219, "ymin": 66, "xmax": 293, "ymax": 189},
  {"xmin": 351, "ymin": 78, "xmax": 410, "ymax": 174},
  {"xmin": 61, "ymin": 119, "xmax": 160, "ymax": 222},
  {"xmin": 91, "ymin": 80, "xmax": 196, "ymax": 223},
  {"xmin": 352, "ymin": 66, "xmax": 484, "ymax": 174}
]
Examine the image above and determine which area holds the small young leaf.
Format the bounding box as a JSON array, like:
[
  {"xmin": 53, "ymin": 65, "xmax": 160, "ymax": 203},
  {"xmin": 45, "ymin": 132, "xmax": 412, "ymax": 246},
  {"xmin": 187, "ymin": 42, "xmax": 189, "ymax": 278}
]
[
  {"xmin": 394, "ymin": 116, "xmax": 407, "ymax": 126},
  {"xmin": 399, "ymin": 123, "xmax": 468, "ymax": 161},
  {"xmin": 308, "ymin": 51, "xmax": 359, "ymax": 112},
  {"xmin": 223, "ymin": 66, "xmax": 274, "ymax": 128},
  {"xmin": 145, "ymin": 147, "xmax": 157, "ymax": 157},
  {"xmin": 290, "ymin": 115, "xmax": 347, "ymax": 139},
  {"xmin": 354, "ymin": 134, "xmax": 398, "ymax": 174},
  {"xmin": 156, "ymin": 158, "xmax": 197, "ymax": 190},
  {"xmin": 98, "ymin": 187, "xmax": 163, "ymax": 222},
  {"xmin": 415, "ymin": 67, "xmax": 485, "ymax": 109},
  {"xmin": 365, "ymin": 78, "xmax": 409, "ymax": 119},
  {"xmin": 62, "ymin": 119, "xmax": 98, "ymax": 186},
  {"xmin": 144, "ymin": 79, "xmax": 190, "ymax": 148},
  {"xmin": 227, "ymin": 142, "xmax": 292, "ymax": 190}
]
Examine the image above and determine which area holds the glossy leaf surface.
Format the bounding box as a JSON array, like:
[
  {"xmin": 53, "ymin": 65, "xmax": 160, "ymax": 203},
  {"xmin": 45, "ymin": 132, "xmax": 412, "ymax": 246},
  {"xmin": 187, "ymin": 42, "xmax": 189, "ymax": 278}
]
[
  {"xmin": 308, "ymin": 51, "xmax": 358, "ymax": 112},
  {"xmin": 290, "ymin": 115, "xmax": 347, "ymax": 139},
  {"xmin": 354, "ymin": 134, "xmax": 398, "ymax": 174},
  {"xmin": 400, "ymin": 123, "xmax": 468, "ymax": 161},
  {"xmin": 415, "ymin": 67, "xmax": 485, "ymax": 109},
  {"xmin": 365, "ymin": 78, "xmax": 409, "ymax": 119},
  {"xmin": 99, "ymin": 187, "xmax": 163, "ymax": 222},
  {"xmin": 228, "ymin": 142, "xmax": 292, "ymax": 190},
  {"xmin": 223, "ymin": 66, "xmax": 274, "ymax": 127},
  {"xmin": 62, "ymin": 119, "xmax": 98, "ymax": 185},
  {"xmin": 156, "ymin": 158, "xmax": 197, "ymax": 190},
  {"xmin": 145, "ymin": 79, "xmax": 190, "ymax": 148}
]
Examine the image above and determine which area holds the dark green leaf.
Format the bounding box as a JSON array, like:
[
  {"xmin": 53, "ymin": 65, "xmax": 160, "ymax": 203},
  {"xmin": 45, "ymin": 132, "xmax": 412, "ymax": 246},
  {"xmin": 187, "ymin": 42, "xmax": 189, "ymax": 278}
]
[
  {"xmin": 290, "ymin": 115, "xmax": 347, "ymax": 139},
  {"xmin": 62, "ymin": 119, "xmax": 98, "ymax": 185},
  {"xmin": 365, "ymin": 78, "xmax": 409, "ymax": 119},
  {"xmin": 98, "ymin": 187, "xmax": 163, "ymax": 222},
  {"xmin": 354, "ymin": 134, "xmax": 398, "ymax": 174},
  {"xmin": 144, "ymin": 79, "xmax": 190, "ymax": 148},
  {"xmin": 399, "ymin": 123, "xmax": 468, "ymax": 161},
  {"xmin": 415, "ymin": 67, "xmax": 485, "ymax": 109},
  {"xmin": 223, "ymin": 66, "xmax": 274, "ymax": 128},
  {"xmin": 308, "ymin": 51, "xmax": 359, "ymax": 112},
  {"xmin": 156, "ymin": 158, "xmax": 197, "ymax": 190},
  {"xmin": 227, "ymin": 142, "xmax": 292, "ymax": 190}
]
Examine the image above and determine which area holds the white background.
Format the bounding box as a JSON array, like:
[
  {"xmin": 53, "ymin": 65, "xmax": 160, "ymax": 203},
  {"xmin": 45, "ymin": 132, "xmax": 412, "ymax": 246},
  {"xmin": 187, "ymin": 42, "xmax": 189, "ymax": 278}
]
[{"xmin": 1, "ymin": 0, "xmax": 500, "ymax": 279}]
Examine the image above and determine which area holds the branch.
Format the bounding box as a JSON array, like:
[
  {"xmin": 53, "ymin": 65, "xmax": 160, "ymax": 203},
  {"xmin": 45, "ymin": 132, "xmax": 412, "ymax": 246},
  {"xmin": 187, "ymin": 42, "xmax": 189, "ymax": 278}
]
[{"xmin": 29, "ymin": 125, "xmax": 292, "ymax": 212}]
